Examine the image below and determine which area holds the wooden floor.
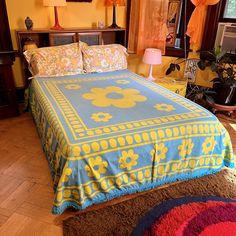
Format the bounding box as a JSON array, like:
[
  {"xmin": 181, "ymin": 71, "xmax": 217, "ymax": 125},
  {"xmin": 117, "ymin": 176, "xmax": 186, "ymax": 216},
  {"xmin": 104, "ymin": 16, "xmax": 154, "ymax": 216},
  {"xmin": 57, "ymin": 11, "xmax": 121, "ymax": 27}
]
[{"xmin": 0, "ymin": 112, "xmax": 235, "ymax": 235}]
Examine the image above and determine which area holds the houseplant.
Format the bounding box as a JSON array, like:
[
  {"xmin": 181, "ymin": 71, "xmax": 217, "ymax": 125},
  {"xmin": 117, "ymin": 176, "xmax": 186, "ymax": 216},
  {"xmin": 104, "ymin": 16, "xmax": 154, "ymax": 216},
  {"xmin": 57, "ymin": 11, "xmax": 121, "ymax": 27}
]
[
  {"xmin": 197, "ymin": 47, "xmax": 236, "ymax": 106},
  {"xmin": 166, "ymin": 47, "xmax": 236, "ymax": 106}
]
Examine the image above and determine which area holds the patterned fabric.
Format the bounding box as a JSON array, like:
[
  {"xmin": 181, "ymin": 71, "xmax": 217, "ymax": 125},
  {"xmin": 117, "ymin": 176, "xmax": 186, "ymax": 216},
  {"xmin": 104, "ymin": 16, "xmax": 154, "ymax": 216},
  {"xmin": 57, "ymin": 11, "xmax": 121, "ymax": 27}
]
[
  {"xmin": 24, "ymin": 42, "xmax": 85, "ymax": 77},
  {"xmin": 82, "ymin": 44, "xmax": 128, "ymax": 73},
  {"xmin": 132, "ymin": 196, "xmax": 236, "ymax": 236},
  {"xmin": 29, "ymin": 70, "xmax": 234, "ymax": 214}
]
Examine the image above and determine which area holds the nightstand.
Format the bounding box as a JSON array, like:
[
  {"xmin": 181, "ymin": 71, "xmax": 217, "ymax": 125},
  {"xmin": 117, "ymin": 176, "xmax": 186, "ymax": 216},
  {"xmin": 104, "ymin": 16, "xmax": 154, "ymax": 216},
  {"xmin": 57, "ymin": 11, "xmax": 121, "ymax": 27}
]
[{"xmin": 154, "ymin": 77, "xmax": 187, "ymax": 97}]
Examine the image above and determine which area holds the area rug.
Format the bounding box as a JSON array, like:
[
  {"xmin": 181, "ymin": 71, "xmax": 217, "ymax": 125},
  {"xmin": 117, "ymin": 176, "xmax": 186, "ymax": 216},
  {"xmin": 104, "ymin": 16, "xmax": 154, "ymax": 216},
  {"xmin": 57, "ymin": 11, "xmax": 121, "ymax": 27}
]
[
  {"xmin": 132, "ymin": 196, "xmax": 236, "ymax": 236},
  {"xmin": 63, "ymin": 169, "xmax": 236, "ymax": 236}
]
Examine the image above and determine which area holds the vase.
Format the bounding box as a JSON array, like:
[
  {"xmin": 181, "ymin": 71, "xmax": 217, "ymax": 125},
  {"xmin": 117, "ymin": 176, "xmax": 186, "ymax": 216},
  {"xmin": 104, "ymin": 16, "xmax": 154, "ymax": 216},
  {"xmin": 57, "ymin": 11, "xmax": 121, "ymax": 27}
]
[{"xmin": 25, "ymin": 17, "xmax": 33, "ymax": 30}]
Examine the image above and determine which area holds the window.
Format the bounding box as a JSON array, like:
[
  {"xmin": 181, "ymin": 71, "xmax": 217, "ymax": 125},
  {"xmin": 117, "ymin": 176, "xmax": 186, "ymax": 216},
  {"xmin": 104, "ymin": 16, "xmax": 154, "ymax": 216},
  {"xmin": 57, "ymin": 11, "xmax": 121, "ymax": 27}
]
[{"xmin": 223, "ymin": 0, "xmax": 236, "ymax": 19}]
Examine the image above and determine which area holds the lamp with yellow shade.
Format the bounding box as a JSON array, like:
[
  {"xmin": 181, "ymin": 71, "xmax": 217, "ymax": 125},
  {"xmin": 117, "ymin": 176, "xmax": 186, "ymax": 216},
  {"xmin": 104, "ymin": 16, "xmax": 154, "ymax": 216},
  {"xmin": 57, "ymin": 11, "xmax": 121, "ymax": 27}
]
[
  {"xmin": 105, "ymin": 0, "xmax": 125, "ymax": 28},
  {"xmin": 43, "ymin": 0, "xmax": 67, "ymax": 30}
]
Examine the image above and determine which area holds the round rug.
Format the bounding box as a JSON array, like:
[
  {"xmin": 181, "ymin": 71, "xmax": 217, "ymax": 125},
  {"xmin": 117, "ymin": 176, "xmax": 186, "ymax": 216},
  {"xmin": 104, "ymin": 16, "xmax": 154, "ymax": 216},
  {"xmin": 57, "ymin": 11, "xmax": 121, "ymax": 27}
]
[{"xmin": 132, "ymin": 196, "xmax": 236, "ymax": 236}]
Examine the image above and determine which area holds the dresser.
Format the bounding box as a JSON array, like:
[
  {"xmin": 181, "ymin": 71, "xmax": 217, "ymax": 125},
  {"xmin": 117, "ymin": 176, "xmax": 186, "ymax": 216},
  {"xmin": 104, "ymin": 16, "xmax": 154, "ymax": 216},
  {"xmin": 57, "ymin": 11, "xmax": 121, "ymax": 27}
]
[{"xmin": 0, "ymin": 0, "xmax": 18, "ymax": 119}]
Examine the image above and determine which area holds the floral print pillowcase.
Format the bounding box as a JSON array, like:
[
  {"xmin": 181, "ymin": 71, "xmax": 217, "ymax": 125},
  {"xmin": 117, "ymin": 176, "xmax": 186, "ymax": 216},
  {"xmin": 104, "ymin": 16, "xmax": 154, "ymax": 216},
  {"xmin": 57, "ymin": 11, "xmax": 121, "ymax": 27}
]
[
  {"xmin": 24, "ymin": 42, "xmax": 86, "ymax": 77},
  {"xmin": 82, "ymin": 44, "xmax": 128, "ymax": 73}
]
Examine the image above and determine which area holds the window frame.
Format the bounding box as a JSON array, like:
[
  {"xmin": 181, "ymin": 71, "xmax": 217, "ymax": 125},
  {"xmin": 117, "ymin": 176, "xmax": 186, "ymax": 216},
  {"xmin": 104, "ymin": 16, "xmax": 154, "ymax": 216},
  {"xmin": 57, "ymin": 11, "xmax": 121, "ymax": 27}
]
[{"xmin": 219, "ymin": 0, "xmax": 236, "ymax": 22}]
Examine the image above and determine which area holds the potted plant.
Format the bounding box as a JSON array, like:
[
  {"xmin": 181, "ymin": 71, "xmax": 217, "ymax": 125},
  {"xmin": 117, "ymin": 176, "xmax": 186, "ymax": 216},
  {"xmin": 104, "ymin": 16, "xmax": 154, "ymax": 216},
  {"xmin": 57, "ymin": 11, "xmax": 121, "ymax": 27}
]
[
  {"xmin": 165, "ymin": 47, "xmax": 236, "ymax": 106},
  {"xmin": 197, "ymin": 47, "xmax": 236, "ymax": 106}
]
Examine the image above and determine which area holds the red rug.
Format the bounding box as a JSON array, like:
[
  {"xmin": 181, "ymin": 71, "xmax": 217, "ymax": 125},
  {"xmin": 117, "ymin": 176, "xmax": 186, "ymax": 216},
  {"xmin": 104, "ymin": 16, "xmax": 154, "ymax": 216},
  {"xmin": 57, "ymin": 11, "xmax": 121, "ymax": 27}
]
[{"xmin": 132, "ymin": 196, "xmax": 236, "ymax": 236}]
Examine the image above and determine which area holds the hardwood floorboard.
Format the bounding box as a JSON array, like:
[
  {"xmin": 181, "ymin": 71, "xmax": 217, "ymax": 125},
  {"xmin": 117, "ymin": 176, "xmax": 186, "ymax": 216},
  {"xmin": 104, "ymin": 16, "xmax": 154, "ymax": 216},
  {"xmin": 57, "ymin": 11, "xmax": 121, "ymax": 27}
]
[{"xmin": 0, "ymin": 112, "xmax": 235, "ymax": 235}]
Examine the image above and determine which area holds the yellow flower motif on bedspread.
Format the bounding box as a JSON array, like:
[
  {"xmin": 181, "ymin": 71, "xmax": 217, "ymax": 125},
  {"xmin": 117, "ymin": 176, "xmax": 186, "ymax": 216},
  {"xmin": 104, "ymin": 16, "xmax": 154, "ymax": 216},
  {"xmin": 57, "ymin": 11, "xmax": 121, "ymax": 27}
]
[
  {"xmin": 119, "ymin": 149, "xmax": 139, "ymax": 170},
  {"xmin": 82, "ymin": 86, "xmax": 147, "ymax": 108},
  {"xmin": 64, "ymin": 84, "xmax": 81, "ymax": 90},
  {"xmin": 154, "ymin": 104, "xmax": 175, "ymax": 112},
  {"xmin": 202, "ymin": 137, "xmax": 217, "ymax": 154},
  {"xmin": 178, "ymin": 139, "xmax": 194, "ymax": 157},
  {"xmin": 116, "ymin": 80, "xmax": 130, "ymax": 84},
  {"xmin": 223, "ymin": 133, "xmax": 231, "ymax": 147},
  {"xmin": 60, "ymin": 167, "xmax": 72, "ymax": 184},
  {"xmin": 91, "ymin": 112, "xmax": 112, "ymax": 122},
  {"xmin": 150, "ymin": 143, "xmax": 168, "ymax": 163},
  {"xmin": 85, "ymin": 156, "xmax": 108, "ymax": 178}
]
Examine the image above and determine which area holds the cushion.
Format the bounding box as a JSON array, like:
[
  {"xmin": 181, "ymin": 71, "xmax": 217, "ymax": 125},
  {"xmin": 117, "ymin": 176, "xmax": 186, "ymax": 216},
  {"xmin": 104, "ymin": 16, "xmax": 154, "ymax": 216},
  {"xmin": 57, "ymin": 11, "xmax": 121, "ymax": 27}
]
[
  {"xmin": 82, "ymin": 44, "xmax": 128, "ymax": 73},
  {"xmin": 24, "ymin": 42, "xmax": 85, "ymax": 77}
]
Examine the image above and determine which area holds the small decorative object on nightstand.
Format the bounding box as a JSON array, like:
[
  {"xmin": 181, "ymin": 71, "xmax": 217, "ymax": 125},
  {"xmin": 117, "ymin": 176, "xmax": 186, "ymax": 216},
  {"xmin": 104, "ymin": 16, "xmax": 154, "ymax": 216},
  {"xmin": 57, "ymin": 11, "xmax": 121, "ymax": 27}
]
[
  {"xmin": 25, "ymin": 17, "xmax": 33, "ymax": 30},
  {"xmin": 143, "ymin": 48, "xmax": 162, "ymax": 81}
]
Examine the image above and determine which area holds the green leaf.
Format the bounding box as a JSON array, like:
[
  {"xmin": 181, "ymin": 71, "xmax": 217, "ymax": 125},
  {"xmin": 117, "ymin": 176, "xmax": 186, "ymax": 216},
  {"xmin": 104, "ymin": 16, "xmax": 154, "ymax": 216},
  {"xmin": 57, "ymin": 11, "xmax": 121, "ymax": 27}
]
[
  {"xmin": 226, "ymin": 67, "xmax": 233, "ymax": 76},
  {"xmin": 170, "ymin": 63, "xmax": 176, "ymax": 71},
  {"xmin": 197, "ymin": 60, "xmax": 206, "ymax": 70},
  {"xmin": 205, "ymin": 95, "xmax": 215, "ymax": 104},
  {"xmin": 216, "ymin": 49, "xmax": 227, "ymax": 61},
  {"xmin": 166, "ymin": 67, "xmax": 172, "ymax": 75},
  {"xmin": 176, "ymin": 64, "xmax": 180, "ymax": 71},
  {"xmin": 211, "ymin": 62, "xmax": 217, "ymax": 71}
]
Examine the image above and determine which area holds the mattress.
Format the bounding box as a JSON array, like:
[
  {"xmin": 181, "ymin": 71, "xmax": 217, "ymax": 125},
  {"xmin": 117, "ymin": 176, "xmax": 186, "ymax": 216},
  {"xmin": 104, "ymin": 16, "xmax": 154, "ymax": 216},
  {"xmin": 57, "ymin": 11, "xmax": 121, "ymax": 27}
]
[{"xmin": 29, "ymin": 69, "xmax": 235, "ymax": 214}]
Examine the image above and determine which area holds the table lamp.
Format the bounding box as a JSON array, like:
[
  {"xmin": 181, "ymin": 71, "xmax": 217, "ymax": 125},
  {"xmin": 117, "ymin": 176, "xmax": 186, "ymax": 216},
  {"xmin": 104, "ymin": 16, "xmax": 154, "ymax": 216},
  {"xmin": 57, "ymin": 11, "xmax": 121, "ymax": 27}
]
[
  {"xmin": 43, "ymin": 0, "xmax": 67, "ymax": 30},
  {"xmin": 143, "ymin": 48, "xmax": 162, "ymax": 81},
  {"xmin": 105, "ymin": 0, "xmax": 125, "ymax": 28}
]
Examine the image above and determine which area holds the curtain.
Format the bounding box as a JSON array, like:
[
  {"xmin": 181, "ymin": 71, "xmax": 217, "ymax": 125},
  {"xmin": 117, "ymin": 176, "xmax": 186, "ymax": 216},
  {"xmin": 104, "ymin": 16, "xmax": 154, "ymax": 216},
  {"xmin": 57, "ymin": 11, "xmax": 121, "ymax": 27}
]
[
  {"xmin": 186, "ymin": 0, "xmax": 220, "ymax": 52},
  {"xmin": 128, "ymin": 0, "xmax": 169, "ymax": 55}
]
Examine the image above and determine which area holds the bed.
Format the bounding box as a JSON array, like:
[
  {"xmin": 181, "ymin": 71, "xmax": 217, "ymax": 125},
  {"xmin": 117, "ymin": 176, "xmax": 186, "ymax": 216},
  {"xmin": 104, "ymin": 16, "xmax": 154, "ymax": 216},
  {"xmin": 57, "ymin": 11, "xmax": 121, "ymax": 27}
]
[{"xmin": 28, "ymin": 68, "xmax": 235, "ymax": 214}]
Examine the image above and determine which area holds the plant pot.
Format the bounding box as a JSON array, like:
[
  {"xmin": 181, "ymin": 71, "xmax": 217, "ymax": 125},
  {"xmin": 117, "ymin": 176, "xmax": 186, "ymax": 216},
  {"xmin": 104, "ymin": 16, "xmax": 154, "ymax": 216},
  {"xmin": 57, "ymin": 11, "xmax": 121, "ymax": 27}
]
[{"xmin": 213, "ymin": 83, "xmax": 236, "ymax": 106}]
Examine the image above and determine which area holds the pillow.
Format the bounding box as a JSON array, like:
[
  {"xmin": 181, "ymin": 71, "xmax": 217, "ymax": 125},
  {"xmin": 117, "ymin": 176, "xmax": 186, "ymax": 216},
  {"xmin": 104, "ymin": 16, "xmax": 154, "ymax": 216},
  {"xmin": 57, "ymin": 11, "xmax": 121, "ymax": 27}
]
[
  {"xmin": 82, "ymin": 44, "xmax": 128, "ymax": 73},
  {"xmin": 24, "ymin": 42, "xmax": 85, "ymax": 77}
]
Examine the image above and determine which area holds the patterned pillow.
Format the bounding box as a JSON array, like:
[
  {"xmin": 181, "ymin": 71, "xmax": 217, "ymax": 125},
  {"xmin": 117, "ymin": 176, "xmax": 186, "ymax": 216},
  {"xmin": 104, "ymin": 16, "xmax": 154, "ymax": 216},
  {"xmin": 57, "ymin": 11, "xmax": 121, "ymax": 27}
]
[
  {"xmin": 82, "ymin": 44, "xmax": 128, "ymax": 73},
  {"xmin": 24, "ymin": 42, "xmax": 85, "ymax": 77}
]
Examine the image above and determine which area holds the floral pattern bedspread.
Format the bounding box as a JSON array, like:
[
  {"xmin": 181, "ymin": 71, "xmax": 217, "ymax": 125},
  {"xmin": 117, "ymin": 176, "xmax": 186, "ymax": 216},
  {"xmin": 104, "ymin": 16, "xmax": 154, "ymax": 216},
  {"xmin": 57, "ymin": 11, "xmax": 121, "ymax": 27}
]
[{"xmin": 29, "ymin": 70, "xmax": 235, "ymax": 214}]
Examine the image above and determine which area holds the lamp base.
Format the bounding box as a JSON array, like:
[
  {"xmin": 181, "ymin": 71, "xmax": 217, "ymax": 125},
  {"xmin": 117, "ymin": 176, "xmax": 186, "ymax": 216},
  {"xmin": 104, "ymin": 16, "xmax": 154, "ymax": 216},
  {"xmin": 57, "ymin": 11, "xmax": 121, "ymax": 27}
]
[
  {"xmin": 146, "ymin": 64, "xmax": 156, "ymax": 81},
  {"xmin": 50, "ymin": 25, "xmax": 64, "ymax": 30},
  {"xmin": 108, "ymin": 23, "xmax": 121, "ymax": 29},
  {"xmin": 50, "ymin": 6, "xmax": 64, "ymax": 31}
]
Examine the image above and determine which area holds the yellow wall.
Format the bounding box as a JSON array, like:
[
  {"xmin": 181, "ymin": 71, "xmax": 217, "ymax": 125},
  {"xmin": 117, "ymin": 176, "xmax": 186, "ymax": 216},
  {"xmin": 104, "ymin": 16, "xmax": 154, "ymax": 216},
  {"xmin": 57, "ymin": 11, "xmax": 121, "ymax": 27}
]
[
  {"xmin": 6, "ymin": 0, "xmax": 214, "ymax": 89},
  {"xmin": 127, "ymin": 54, "xmax": 215, "ymax": 88},
  {"xmin": 5, "ymin": 0, "xmax": 126, "ymax": 87}
]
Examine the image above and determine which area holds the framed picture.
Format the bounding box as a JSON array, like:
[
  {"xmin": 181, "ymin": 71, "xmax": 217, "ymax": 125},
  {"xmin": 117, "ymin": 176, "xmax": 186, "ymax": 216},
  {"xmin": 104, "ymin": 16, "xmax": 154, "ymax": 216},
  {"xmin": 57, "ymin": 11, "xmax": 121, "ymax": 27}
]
[
  {"xmin": 166, "ymin": 0, "xmax": 181, "ymax": 47},
  {"xmin": 66, "ymin": 0, "xmax": 92, "ymax": 2}
]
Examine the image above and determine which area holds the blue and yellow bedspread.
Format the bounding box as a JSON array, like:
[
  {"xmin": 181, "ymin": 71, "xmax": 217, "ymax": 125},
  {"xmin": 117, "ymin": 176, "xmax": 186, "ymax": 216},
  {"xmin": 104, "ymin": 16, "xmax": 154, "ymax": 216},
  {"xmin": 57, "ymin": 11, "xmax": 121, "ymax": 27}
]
[{"xmin": 29, "ymin": 70, "xmax": 234, "ymax": 214}]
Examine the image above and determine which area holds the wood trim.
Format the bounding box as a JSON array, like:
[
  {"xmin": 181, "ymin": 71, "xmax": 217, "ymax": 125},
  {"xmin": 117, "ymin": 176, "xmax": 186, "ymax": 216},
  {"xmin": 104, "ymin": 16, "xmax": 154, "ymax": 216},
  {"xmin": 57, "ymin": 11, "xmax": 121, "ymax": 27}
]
[
  {"xmin": 16, "ymin": 28, "xmax": 126, "ymax": 34},
  {"xmin": 0, "ymin": 0, "xmax": 13, "ymax": 51},
  {"xmin": 201, "ymin": 1, "xmax": 223, "ymax": 51}
]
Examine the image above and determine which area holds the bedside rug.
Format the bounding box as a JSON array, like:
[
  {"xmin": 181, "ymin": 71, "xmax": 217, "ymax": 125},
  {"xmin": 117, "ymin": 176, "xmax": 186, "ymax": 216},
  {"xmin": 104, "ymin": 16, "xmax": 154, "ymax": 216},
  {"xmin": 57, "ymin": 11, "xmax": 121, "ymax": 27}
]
[
  {"xmin": 63, "ymin": 169, "xmax": 236, "ymax": 236},
  {"xmin": 132, "ymin": 196, "xmax": 236, "ymax": 236}
]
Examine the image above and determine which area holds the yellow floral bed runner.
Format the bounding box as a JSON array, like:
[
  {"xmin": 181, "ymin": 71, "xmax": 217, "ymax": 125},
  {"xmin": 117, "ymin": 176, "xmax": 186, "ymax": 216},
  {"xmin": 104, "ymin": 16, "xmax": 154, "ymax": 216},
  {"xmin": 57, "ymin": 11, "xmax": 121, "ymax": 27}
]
[{"xmin": 29, "ymin": 70, "xmax": 235, "ymax": 214}]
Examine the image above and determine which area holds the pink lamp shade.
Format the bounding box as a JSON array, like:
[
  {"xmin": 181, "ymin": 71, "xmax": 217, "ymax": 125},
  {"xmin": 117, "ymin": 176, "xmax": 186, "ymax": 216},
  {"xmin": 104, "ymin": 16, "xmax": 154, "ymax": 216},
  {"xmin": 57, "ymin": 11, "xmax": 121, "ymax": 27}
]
[
  {"xmin": 143, "ymin": 48, "xmax": 162, "ymax": 81},
  {"xmin": 143, "ymin": 48, "xmax": 162, "ymax": 65}
]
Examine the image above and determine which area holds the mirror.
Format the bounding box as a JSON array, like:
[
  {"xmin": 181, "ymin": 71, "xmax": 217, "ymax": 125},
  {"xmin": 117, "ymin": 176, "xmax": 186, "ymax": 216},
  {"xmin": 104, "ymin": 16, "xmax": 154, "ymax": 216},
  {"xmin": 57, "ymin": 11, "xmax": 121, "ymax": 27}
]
[{"xmin": 166, "ymin": 0, "xmax": 181, "ymax": 47}]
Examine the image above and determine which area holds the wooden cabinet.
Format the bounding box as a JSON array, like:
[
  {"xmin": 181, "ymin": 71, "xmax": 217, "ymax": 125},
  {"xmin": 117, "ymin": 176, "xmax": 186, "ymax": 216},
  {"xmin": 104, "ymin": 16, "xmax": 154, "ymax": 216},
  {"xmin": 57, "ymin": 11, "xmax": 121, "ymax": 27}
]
[
  {"xmin": 0, "ymin": 0, "xmax": 18, "ymax": 119},
  {"xmin": 15, "ymin": 28, "xmax": 126, "ymax": 86}
]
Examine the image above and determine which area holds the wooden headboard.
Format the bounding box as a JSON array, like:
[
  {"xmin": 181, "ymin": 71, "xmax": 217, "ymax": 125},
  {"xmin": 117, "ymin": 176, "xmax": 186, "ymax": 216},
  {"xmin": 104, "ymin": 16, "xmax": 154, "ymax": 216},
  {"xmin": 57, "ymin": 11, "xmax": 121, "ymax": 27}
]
[{"xmin": 15, "ymin": 27, "xmax": 126, "ymax": 87}]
